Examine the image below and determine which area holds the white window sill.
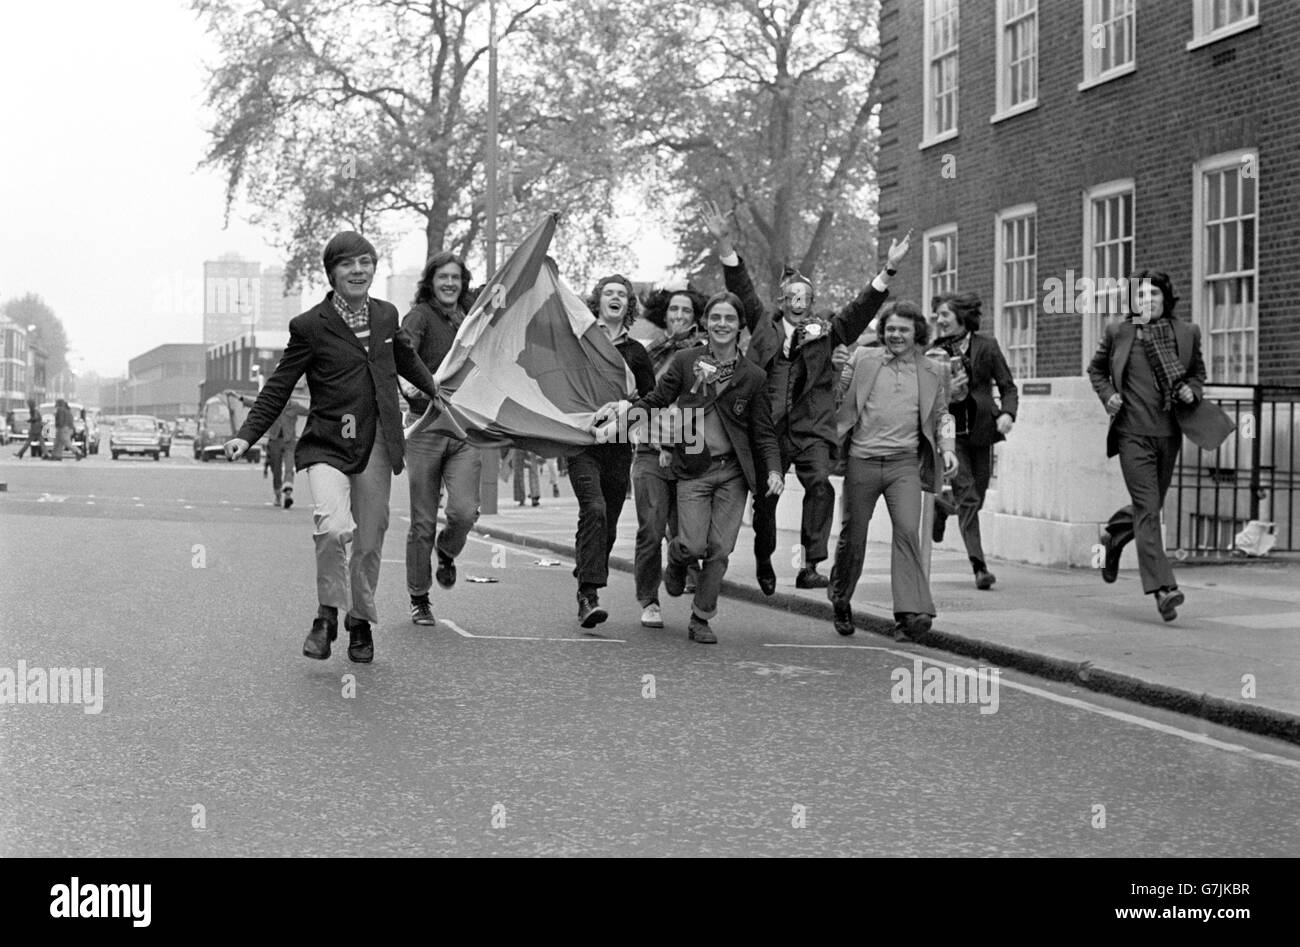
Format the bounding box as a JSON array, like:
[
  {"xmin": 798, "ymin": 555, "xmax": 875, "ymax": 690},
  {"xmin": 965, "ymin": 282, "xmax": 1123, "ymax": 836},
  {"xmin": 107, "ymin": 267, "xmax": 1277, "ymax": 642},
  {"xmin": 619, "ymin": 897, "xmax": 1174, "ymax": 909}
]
[
  {"xmin": 1078, "ymin": 62, "xmax": 1136, "ymax": 92},
  {"xmin": 920, "ymin": 129, "xmax": 959, "ymax": 150},
  {"xmin": 1186, "ymin": 17, "xmax": 1259, "ymax": 51},
  {"xmin": 990, "ymin": 100, "xmax": 1038, "ymax": 124}
]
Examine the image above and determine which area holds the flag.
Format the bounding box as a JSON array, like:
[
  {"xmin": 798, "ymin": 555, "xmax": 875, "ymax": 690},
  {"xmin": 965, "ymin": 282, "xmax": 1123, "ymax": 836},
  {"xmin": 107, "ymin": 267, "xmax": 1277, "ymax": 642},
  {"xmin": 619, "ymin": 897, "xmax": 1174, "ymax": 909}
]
[{"xmin": 408, "ymin": 213, "xmax": 636, "ymax": 455}]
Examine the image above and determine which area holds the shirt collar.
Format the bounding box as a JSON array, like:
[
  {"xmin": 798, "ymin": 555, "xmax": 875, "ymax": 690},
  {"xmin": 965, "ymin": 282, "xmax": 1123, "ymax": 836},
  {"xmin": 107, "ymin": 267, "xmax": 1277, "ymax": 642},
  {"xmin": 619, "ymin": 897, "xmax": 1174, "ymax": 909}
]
[
  {"xmin": 885, "ymin": 345, "xmax": 917, "ymax": 366},
  {"xmin": 331, "ymin": 291, "xmax": 369, "ymax": 318}
]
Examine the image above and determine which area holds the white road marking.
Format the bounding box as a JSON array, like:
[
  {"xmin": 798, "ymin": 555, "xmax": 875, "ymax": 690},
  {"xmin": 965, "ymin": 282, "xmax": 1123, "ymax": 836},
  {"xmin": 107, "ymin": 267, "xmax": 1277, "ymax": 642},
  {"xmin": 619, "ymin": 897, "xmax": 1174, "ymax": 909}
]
[
  {"xmin": 1204, "ymin": 612, "xmax": 1300, "ymax": 629},
  {"xmin": 441, "ymin": 618, "xmax": 624, "ymax": 643},
  {"xmin": 766, "ymin": 643, "xmax": 1300, "ymax": 770}
]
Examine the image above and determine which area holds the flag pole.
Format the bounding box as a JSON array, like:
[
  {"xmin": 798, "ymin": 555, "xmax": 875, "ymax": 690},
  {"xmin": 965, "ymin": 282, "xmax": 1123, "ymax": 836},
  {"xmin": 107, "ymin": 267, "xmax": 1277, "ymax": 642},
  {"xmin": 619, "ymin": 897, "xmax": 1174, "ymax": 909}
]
[{"xmin": 479, "ymin": 0, "xmax": 501, "ymax": 513}]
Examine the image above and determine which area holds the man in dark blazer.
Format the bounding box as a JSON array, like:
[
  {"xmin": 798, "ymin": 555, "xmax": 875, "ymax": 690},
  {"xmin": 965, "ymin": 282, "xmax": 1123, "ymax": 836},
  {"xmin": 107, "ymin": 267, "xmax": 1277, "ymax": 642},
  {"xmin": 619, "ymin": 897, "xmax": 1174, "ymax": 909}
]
[
  {"xmin": 930, "ymin": 293, "xmax": 1019, "ymax": 590},
  {"xmin": 1087, "ymin": 271, "xmax": 1207, "ymax": 622},
  {"xmin": 599, "ymin": 291, "xmax": 784, "ymax": 643},
  {"xmin": 703, "ymin": 202, "xmax": 910, "ymax": 595},
  {"xmin": 225, "ymin": 231, "xmax": 440, "ymax": 661}
]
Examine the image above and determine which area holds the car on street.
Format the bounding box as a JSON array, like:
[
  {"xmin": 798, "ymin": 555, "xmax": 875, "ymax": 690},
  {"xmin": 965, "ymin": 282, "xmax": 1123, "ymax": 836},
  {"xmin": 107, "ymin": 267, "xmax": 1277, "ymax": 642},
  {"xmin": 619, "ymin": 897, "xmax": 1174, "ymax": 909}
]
[
  {"xmin": 37, "ymin": 401, "xmax": 98, "ymax": 456},
  {"xmin": 109, "ymin": 414, "xmax": 164, "ymax": 461},
  {"xmin": 194, "ymin": 393, "xmax": 262, "ymax": 463}
]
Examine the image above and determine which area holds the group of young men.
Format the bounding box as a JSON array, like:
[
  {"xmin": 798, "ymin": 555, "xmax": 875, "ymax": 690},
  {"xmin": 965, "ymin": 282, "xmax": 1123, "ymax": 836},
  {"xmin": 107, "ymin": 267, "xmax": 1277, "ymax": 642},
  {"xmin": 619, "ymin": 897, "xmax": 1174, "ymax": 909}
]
[{"xmin": 226, "ymin": 210, "xmax": 1212, "ymax": 663}]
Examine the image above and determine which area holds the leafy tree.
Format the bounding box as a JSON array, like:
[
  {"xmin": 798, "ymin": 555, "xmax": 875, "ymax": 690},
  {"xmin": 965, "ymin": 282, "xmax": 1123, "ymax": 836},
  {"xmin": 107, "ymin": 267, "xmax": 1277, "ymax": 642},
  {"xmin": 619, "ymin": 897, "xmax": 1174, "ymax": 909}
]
[
  {"xmin": 2, "ymin": 294, "xmax": 68, "ymax": 379},
  {"xmin": 535, "ymin": 0, "xmax": 883, "ymax": 304}
]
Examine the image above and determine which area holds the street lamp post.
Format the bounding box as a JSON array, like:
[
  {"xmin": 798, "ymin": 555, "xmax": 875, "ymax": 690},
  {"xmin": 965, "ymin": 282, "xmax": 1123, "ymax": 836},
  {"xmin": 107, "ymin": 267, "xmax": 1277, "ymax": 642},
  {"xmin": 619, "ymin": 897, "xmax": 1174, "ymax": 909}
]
[{"xmin": 479, "ymin": 0, "xmax": 502, "ymax": 514}]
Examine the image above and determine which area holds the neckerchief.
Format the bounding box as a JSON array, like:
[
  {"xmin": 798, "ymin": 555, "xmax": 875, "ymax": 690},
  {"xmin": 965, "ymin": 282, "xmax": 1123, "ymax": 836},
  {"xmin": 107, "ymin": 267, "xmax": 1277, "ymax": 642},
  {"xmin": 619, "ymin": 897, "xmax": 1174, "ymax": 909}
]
[
  {"xmin": 331, "ymin": 292, "xmax": 370, "ymax": 334},
  {"xmin": 1136, "ymin": 317, "xmax": 1183, "ymax": 410}
]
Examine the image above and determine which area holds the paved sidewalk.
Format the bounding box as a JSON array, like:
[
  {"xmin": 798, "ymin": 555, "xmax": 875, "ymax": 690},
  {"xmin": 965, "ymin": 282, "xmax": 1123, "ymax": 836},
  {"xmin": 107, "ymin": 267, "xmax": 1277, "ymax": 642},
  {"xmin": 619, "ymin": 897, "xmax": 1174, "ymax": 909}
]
[{"xmin": 456, "ymin": 491, "xmax": 1300, "ymax": 745}]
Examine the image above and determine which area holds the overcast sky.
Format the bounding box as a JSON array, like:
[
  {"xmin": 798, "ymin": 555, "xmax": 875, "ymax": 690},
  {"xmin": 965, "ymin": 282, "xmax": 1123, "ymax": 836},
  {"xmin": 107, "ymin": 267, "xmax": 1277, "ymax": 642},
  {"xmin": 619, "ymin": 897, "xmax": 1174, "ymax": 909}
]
[{"xmin": 1, "ymin": 0, "xmax": 671, "ymax": 379}]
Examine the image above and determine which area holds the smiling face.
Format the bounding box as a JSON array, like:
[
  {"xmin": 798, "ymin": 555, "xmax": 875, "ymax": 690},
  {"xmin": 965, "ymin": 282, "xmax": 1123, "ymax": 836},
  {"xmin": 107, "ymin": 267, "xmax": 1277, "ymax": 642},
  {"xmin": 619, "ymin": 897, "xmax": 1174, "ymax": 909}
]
[
  {"xmin": 331, "ymin": 254, "xmax": 376, "ymax": 307},
  {"xmin": 706, "ymin": 301, "xmax": 740, "ymax": 349},
  {"xmin": 882, "ymin": 314, "xmax": 917, "ymax": 356},
  {"xmin": 665, "ymin": 293, "xmax": 696, "ymax": 336},
  {"xmin": 934, "ymin": 303, "xmax": 962, "ymax": 339},
  {"xmin": 432, "ymin": 261, "xmax": 463, "ymax": 309},
  {"xmin": 598, "ymin": 281, "xmax": 629, "ymax": 327}
]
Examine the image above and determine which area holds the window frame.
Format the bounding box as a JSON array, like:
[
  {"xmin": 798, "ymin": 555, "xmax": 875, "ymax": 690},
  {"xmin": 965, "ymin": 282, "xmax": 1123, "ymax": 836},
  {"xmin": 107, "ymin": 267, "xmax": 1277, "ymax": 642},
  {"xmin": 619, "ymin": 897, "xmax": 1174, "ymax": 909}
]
[
  {"xmin": 921, "ymin": 223, "xmax": 960, "ymax": 305},
  {"xmin": 1186, "ymin": 0, "xmax": 1260, "ymax": 51},
  {"xmin": 993, "ymin": 203, "xmax": 1038, "ymax": 381},
  {"xmin": 1191, "ymin": 149, "xmax": 1259, "ymax": 384},
  {"xmin": 921, "ymin": 0, "xmax": 961, "ymax": 149},
  {"xmin": 1080, "ymin": 178, "xmax": 1136, "ymax": 370},
  {"xmin": 992, "ymin": 0, "xmax": 1039, "ymax": 123},
  {"xmin": 1079, "ymin": 0, "xmax": 1137, "ymax": 91}
]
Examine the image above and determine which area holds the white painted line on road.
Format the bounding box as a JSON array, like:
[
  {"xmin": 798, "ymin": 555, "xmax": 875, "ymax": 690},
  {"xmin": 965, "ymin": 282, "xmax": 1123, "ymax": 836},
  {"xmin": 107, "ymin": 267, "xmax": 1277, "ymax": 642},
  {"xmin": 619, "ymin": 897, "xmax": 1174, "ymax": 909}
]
[
  {"xmin": 1204, "ymin": 612, "xmax": 1300, "ymax": 629},
  {"xmin": 441, "ymin": 618, "xmax": 624, "ymax": 643},
  {"xmin": 767, "ymin": 642, "xmax": 1300, "ymax": 771}
]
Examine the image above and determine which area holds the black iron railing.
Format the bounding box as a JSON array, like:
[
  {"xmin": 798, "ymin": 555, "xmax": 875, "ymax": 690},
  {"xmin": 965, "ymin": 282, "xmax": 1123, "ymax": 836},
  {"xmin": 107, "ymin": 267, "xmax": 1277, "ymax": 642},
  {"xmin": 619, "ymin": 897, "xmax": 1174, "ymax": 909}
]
[{"xmin": 1167, "ymin": 385, "xmax": 1300, "ymax": 555}]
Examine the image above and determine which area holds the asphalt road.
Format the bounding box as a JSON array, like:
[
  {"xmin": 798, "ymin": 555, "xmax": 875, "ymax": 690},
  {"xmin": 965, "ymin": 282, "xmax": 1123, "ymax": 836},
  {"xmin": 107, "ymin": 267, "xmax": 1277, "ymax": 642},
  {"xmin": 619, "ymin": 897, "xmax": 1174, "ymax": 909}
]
[{"xmin": 2, "ymin": 452, "xmax": 1298, "ymax": 856}]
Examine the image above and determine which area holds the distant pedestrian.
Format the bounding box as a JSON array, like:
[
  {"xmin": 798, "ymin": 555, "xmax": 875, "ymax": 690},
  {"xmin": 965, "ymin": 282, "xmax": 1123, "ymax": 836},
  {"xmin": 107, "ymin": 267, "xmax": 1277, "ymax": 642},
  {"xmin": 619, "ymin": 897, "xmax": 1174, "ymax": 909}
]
[
  {"xmin": 13, "ymin": 400, "xmax": 41, "ymax": 459},
  {"xmin": 929, "ymin": 292, "xmax": 1019, "ymax": 590},
  {"xmin": 1087, "ymin": 271, "xmax": 1220, "ymax": 622},
  {"xmin": 235, "ymin": 393, "xmax": 304, "ymax": 507},
  {"xmin": 224, "ymin": 231, "xmax": 440, "ymax": 662},
  {"xmin": 512, "ymin": 449, "xmax": 541, "ymax": 506},
  {"xmin": 829, "ymin": 302, "xmax": 958, "ymax": 642},
  {"xmin": 46, "ymin": 399, "xmax": 80, "ymax": 461}
]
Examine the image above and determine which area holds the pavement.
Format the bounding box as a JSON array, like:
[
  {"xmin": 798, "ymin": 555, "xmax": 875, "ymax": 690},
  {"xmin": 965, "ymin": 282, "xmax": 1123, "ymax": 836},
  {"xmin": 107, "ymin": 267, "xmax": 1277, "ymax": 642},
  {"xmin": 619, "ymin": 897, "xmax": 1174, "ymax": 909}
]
[{"xmin": 466, "ymin": 487, "xmax": 1300, "ymax": 745}]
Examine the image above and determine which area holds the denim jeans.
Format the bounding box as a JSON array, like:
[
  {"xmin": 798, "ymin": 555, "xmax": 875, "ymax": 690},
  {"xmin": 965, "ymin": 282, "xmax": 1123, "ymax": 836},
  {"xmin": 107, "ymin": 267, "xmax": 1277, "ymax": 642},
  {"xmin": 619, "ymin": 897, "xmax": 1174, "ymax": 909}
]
[
  {"xmin": 669, "ymin": 456, "xmax": 748, "ymax": 621},
  {"xmin": 568, "ymin": 443, "xmax": 632, "ymax": 589},
  {"xmin": 829, "ymin": 453, "xmax": 934, "ymax": 617},
  {"xmin": 405, "ymin": 430, "xmax": 482, "ymax": 597}
]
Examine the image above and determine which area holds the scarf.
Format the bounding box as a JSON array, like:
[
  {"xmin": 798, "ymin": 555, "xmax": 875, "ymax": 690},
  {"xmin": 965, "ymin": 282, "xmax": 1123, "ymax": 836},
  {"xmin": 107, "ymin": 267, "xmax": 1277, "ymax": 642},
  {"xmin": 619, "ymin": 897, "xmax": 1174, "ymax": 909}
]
[{"xmin": 1136, "ymin": 318, "xmax": 1183, "ymax": 411}]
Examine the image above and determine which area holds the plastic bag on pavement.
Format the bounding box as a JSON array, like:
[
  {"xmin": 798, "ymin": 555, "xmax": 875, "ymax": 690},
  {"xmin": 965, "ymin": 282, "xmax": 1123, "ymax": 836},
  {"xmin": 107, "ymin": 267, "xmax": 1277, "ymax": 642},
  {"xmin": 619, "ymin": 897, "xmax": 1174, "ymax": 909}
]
[{"xmin": 1233, "ymin": 520, "xmax": 1276, "ymax": 557}]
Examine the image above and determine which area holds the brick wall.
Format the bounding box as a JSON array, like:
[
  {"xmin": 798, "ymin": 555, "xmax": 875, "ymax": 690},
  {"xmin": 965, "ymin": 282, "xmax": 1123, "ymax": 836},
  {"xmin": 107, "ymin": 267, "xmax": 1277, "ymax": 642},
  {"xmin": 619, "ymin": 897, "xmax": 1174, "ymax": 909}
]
[{"xmin": 878, "ymin": 0, "xmax": 1300, "ymax": 384}]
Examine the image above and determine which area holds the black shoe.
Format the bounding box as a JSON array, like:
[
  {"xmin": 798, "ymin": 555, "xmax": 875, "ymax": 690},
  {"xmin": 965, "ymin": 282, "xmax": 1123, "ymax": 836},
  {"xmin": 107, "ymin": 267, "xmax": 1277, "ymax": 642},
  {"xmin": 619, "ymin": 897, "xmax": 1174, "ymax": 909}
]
[
  {"xmin": 902, "ymin": 613, "xmax": 932, "ymax": 639},
  {"xmin": 974, "ymin": 569, "xmax": 996, "ymax": 591},
  {"xmin": 410, "ymin": 599, "xmax": 437, "ymax": 626},
  {"xmin": 932, "ymin": 515, "xmax": 946, "ymax": 543},
  {"xmin": 832, "ymin": 599, "xmax": 854, "ymax": 637},
  {"xmin": 688, "ymin": 614, "xmax": 717, "ymax": 644},
  {"xmin": 531, "ymin": 497, "xmax": 540, "ymax": 507},
  {"xmin": 552, "ymin": 484, "xmax": 560, "ymax": 497},
  {"xmin": 435, "ymin": 554, "xmax": 456, "ymax": 589},
  {"xmin": 282, "ymin": 486, "xmax": 294, "ymax": 510},
  {"xmin": 1100, "ymin": 532, "xmax": 1121, "ymax": 584},
  {"xmin": 663, "ymin": 561, "xmax": 687, "ymax": 597},
  {"xmin": 1156, "ymin": 587, "xmax": 1184, "ymax": 622},
  {"xmin": 795, "ymin": 566, "xmax": 829, "ymax": 589},
  {"xmin": 345, "ymin": 616, "xmax": 374, "ymax": 663},
  {"xmin": 303, "ymin": 616, "xmax": 338, "ymax": 660},
  {"xmin": 578, "ymin": 591, "xmax": 608, "ymax": 629},
  {"xmin": 756, "ymin": 557, "xmax": 776, "ymax": 596}
]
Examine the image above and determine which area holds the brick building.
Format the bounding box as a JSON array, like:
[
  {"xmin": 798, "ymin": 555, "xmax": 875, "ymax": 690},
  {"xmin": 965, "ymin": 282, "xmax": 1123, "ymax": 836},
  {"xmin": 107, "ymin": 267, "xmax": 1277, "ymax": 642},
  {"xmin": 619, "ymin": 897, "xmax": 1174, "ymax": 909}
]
[
  {"xmin": 871, "ymin": 0, "xmax": 1297, "ymax": 563},
  {"xmin": 877, "ymin": 0, "xmax": 1294, "ymax": 383}
]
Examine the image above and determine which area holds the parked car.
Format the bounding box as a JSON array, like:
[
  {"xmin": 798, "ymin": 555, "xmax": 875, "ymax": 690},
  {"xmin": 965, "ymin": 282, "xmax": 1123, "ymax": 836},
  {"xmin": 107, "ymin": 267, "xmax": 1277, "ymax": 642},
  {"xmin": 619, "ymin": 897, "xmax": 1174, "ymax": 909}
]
[
  {"xmin": 194, "ymin": 393, "xmax": 262, "ymax": 463},
  {"xmin": 109, "ymin": 415, "xmax": 164, "ymax": 461},
  {"xmin": 155, "ymin": 419, "xmax": 172, "ymax": 457}
]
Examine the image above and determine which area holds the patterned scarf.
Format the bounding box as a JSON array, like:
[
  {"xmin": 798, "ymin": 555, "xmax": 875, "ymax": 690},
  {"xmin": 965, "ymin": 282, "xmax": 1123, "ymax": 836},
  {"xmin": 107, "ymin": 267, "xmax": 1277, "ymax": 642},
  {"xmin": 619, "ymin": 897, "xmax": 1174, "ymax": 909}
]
[
  {"xmin": 1137, "ymin": 318, "xmax": 1183, "ymax": 410},
  {"xmin": 332, "ymin": 292, "xmax": 370, "ymax": 333}
]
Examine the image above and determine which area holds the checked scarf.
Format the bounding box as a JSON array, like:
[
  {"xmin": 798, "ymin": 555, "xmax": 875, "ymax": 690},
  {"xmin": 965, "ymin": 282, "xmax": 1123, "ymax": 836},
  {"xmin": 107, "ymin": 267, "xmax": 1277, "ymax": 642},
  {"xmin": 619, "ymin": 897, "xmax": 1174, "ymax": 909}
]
[{"xmin": 1136, "ymin": 318, "xmax": 1184, "ymax": 410}]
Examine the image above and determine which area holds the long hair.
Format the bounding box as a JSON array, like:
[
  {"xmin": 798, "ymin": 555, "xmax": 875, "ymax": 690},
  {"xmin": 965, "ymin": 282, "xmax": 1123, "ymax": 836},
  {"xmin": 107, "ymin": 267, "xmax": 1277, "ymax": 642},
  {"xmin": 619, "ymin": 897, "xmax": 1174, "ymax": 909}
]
[
  {"xmin": 931, "ymin": 291, "xmax": 982, "ymax": 333},
  {"xmin": 1133, "ymin": 269, "xmax": 1179, "ymax": 320},
  {"xmin": 875, "ymin": 300, "xmax": 930, "ymax": 347},
  {"xmin": 703, "ymin": 291, "xmax": 745, "ymax": 320},
  {"xmin": 587, "ymin": 274, "xmax": 639, "ymax": 327},
  {"xmin": 414, "ymin": 250, "xmax": 474, "ymax": 312},
  {"xmin": 642, "ymin": 285, "xmax": 708, "ymax": 331}
]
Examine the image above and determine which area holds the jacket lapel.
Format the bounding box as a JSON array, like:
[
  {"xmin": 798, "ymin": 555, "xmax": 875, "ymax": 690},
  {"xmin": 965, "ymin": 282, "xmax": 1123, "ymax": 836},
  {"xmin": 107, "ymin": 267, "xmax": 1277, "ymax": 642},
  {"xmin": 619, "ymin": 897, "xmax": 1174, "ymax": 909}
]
[
  {"xmin": 318, "ymin": 296, "xmax": 367, "ymax": 353},
  {"xmin": 854, "ymin": 351, "xmax": 885, "ymax": 415},
  {"xmin": 1113, "ymin": 321, "xmax": 1135, "ymax": 388},
  {"xmin": 1173, "ymin": 319, "xmax": 1194, "ymax": 369}
]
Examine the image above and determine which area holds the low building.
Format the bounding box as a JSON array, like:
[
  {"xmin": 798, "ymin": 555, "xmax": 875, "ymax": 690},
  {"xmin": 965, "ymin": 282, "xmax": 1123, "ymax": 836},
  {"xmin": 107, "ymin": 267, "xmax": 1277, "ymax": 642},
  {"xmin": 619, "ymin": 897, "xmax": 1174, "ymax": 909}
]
[{"xmin": 125, "ymin": 344, "xmax": 206, "ymax": 420}]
